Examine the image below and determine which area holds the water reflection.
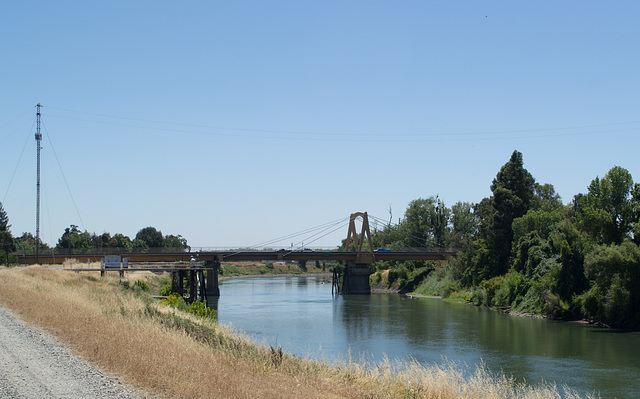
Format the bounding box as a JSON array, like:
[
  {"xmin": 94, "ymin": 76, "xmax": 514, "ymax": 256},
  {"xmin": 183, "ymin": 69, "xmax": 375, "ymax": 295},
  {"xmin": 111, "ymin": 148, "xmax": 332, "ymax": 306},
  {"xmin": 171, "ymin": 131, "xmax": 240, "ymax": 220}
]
[{"xmin": 217, "ymin": 276, "xmax": 640, "ymax": 398}]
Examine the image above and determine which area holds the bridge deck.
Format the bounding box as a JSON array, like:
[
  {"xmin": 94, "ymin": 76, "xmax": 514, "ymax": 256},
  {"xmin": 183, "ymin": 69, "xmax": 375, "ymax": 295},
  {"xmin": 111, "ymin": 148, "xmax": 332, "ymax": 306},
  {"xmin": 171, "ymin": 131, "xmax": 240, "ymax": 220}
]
[{"xmin": 18, "ymin": 250, "xmax": 458, "ymax": 265}]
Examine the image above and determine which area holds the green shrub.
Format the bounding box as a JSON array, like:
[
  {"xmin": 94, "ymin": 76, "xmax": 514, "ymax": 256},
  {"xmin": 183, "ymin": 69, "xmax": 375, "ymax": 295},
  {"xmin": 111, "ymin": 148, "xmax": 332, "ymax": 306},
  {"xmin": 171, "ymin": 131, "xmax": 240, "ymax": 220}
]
[
  {"xmin": 387, "ymin": 265, "xmax": 409, "ymax": 288},
  {"xmin": 158, "ymin": 278, "xmax": 172, "ymax": 296},
  {"xmin": 414, "ymin": 268, "xmax": 459, "ymax": 298},
  {"xmin": 161, "ymin": 294, "xmax": 217, "ymax": 320},
  {"xmin": 493, "ymin": 271, "xmax": 528, "ymax": 307},
  {"xmin": 370, "ymin": 271, "xmax": 382, "ymax": 285},
  {"xmin": 479, "ymin": 276, "xmax": 505, "ymax": 306},
  {"xmin": 471, "ymin": 287, "xmax": 487, "ymax": 306},
  {"xmin": 161, "ymin": 294, "xmax": 188, "ymax": 311},
  {"xmin": 188, "ymin": 300, "xmax": 217, "ymax": 319},
  {"xmin": 134, "ymin": 279, "xmax": 150, "ymax": 292}
]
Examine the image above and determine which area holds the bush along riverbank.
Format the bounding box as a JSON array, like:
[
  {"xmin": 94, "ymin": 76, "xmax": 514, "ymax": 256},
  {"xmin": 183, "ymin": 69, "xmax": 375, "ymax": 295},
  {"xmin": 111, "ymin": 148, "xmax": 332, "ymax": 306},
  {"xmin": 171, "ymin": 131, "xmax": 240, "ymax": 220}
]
[{"xmin": 0, "ymin": 265, "xmax": 593, "ymax": 398}]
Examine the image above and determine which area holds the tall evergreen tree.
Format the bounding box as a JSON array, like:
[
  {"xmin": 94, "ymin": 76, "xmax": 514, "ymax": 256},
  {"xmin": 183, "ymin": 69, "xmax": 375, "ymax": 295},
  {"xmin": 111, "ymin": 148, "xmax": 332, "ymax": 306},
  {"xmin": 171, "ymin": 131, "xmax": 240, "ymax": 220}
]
[
  {"xmin": 480, "ymin": 151, "xmax": 536, "ymax": 278},
  {"xmin": 0, "ymin": 203, "xmax": 14, "ymax": 264},
  {"xmin": 0, "ymin": 202, "xmax": 10, "ymax": 232}
]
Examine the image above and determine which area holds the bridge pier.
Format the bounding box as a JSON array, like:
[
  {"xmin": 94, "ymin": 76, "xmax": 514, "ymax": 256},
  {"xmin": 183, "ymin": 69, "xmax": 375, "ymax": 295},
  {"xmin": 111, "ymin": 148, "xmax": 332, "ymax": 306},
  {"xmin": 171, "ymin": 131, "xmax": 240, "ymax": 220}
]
[
  {"xmin": 205, "ymin": 260, "xmax": 221, "ymax": 297},
  {"xmin": 341, "ymin": 262, "xmax": 371, "ymax": 294}
]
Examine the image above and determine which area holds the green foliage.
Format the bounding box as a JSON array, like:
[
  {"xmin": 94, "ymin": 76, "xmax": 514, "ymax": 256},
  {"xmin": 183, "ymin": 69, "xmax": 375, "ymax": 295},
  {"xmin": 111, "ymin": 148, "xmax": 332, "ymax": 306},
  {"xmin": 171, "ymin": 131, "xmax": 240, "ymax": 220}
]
[
  {"xmin": 531, "ymin": 183, "xmax": 563, "ymax": 212},
  {"xmin": 112, "ymin": 233, "xmax": 133, "ymax": 250},
  {"xmin": 161, "ymin": 294, "xmax": 217, "ymax": 320},
  {"xmin": 132, "ymin": 238, "xmax": 149, "ymax": 251},
  {"xmin": 56, "ymin": 225, "xmax": 91, "ymax": 250},
  {"xmin": 164, "ymin": 234, "xmax": 189, "ymax": 251},
  {"xmin": 577, "ymin": 166, "xmax": 639, "ymax": 245},
  {"xmin": 580, "ymin": 241, "xmax": 640, "ymax": 328},
  {"xmin": 158, "ymin": 278, "xmax": 172, "ymax": 296},
  {"xmin": 134, "ymin": 279, "xmax": 150, "ymax": 292},
  {"xmin": 493, "ymin": 271, "xmax": 529, "ymax": 307},
  {"xmin": 414, "ymin": 267, "xmax": 460, "ymax": 298},
  {"xmin": 14, "ymin": 232, "xmax": 50, "ymax": 253},
  {"xmin": 135, "ymin": 226, "xmax": 164, "ymax": 248},
  {"xmin": 386, "ymin": 264, "xmax": 409, "ymax": 288},
  {"xmin": 187, "ymin": 300, "xmax": 217, "ymax": 319},
  {"xmin": 370, "ymin": 271, "xmax": 382, "ymax": 285},
  {"xmin": 0, "ymin": 232, "xmax": 15, "ymax": 265},
  {"xmin": 449, "ymin": 201, "xmax": 478, "ymax": 248},
  {"xmin": 403, "ymin": 196, "xmax": 451, "ymax": 248},
  {"xmin": 0, "ymin": 202, "xmax": 10, "ymax": 232},
  {"xmin": 512, "ymin": 232, "xmax": 551, "ymax": 276},
  {"xmin": 0, "ymin": 250, "xmax": 18, "ymax": 265},
  {"xmin": 479, "ymin": 276, "xmax": 505, "ymax": 306},
  {"xmin": 551, "ymin": 220, "xmax": 589, "ymax": 300},
  {"xmin": 363, "ymin": 156, "xmax": 640, "ymax": 328},
  {"xmin": 161, "ymin": 293, "xmax": 187, "ymax": 310},
  {"xmin": 488, "ymin": 151, "xmax": 536, "ymax": 276}
]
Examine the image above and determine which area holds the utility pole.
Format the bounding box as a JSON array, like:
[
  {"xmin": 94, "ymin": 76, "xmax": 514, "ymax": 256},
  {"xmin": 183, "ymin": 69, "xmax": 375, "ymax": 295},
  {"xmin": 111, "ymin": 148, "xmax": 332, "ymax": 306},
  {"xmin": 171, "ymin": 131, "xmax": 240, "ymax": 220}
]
[{"xmin": 35, "ymin": 103, "xmax": 42, "ymax": 263}]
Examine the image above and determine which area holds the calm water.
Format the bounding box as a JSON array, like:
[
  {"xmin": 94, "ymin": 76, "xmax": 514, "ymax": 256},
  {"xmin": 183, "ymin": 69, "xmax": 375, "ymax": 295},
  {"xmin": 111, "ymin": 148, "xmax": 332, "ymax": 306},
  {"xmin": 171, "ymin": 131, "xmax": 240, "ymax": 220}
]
[{"xmin": 213, "ymin": 276, "xmax": 640, "ymax": 398}]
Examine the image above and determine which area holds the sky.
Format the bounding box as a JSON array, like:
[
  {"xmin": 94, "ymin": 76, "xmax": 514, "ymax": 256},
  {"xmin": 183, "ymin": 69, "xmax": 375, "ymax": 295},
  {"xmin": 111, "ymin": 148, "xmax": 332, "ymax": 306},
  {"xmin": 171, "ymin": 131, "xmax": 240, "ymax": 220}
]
[{"xmin": 2, "ymin": 1, "xmax": 639, "ymax": 249}]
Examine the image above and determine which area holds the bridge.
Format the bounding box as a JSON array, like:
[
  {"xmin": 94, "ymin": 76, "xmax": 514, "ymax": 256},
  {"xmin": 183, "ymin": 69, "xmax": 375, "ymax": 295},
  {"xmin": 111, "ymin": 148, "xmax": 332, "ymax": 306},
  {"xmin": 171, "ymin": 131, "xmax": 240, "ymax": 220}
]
[{"xmin": 16, "ymin": 212, "xmax": 458, "ymax": 298}]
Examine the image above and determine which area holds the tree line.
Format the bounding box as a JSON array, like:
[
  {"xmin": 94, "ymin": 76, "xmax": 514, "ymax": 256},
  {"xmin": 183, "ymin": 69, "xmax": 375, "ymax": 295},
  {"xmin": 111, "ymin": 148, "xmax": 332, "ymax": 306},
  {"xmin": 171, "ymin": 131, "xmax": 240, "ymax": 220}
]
[
  {"xmin": 0, "ymin": 214, "xmax": 189, "ymax": 262},
  {"xmin": 370, "ymin": 150, "xmax": 640, "ymax": 329}
]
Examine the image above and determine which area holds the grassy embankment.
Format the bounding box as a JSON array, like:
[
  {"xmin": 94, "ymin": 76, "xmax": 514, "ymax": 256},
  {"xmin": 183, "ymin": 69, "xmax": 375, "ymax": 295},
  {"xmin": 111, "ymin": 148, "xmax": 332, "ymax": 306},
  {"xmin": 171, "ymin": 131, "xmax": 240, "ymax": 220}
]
[
  {"xmin": 0, "ymin": 265, "xmax": 592, "ymax": 399},
  {"xmin": 220, "ymin": 260, "xmax": 331, "ymax": 278}
]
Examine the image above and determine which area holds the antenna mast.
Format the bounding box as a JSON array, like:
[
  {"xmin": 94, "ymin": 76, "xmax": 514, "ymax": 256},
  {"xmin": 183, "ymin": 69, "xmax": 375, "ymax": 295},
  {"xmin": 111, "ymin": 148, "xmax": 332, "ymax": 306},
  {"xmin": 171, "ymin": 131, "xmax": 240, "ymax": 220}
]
[{"xmin": 35, "ymin": 103, "xmax": 42, "ymax": 263}]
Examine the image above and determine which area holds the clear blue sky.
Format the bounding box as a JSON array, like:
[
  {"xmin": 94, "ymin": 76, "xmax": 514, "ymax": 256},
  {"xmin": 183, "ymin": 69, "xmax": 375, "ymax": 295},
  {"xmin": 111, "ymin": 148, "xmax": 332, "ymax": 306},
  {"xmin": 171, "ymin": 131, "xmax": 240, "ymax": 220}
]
[{"xmin": 2, "ymin": 1, "xmax": 639, "ymax": 248}]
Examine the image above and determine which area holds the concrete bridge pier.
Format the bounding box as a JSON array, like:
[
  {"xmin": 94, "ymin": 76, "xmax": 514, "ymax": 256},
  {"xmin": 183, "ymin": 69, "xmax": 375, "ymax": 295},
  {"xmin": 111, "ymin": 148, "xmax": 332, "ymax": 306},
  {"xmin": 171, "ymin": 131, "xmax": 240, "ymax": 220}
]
[
  {"xmin": 205, "ymin": 260, "xmax": 221, "ymax": 297},
  {"xmin": 341, "ymin": 262, "xmax": 371, "ymax": 294}
]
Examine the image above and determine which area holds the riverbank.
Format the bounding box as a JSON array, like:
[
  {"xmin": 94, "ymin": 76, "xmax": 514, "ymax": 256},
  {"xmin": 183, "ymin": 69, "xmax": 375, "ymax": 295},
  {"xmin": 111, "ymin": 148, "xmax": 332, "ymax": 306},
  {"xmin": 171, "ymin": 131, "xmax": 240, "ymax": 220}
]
[{"xmin": 0, "ymin": 266, "xmax": 592, "ymax": 398}]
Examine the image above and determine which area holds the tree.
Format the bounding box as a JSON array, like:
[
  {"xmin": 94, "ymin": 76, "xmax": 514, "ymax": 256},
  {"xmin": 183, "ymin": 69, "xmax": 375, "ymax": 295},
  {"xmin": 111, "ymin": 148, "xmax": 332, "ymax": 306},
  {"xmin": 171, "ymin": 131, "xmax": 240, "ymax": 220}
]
[
  {"xmin": 486, "ymin": 150, "xmax": 536, "ymax": 277},
  {"xmin": 578, "ymin": 166, "xmax": 639, "ymax": 245},
  {"xmin": 582, "ymin": 241, "xmax": 640, "ymax": 328},
  {"xmin": 403, "ymin": 198, "xmax": 436, "ymax": 247},
  {"xmin": 112, "ymin": 233, "xmax": 133, "ymax": 251},
  {"xmin": 0, "ymin": 202, "xmax": 10, "ymax": 232},
  {"xmin": 403, "ymin": 196, "xmax": 451, "ymax": 248},
  {"xmin": 531, "ymin": 183, "xmax": 563, "ymax": 212},
  {"xmin": 0, "ymin": 202, "xmax": 15, "ymax": 264},
  {"xmin": 450, "ymin": 201, "xmax": 478, "ymax": 248},
  {"xmin": 56, "ymin": 225, "xmax": 91, "ymax": 251},
  {"xmin": 135, "ymin": 227, "xmax": 164, "ymax": 247},
  {"xmin": 164, "ymin": 234, "xmax": 189, "ymax": 251},
  {"xmin": 432, "ymin": 196, "xmax": 451, "ymax": 248},
  {"xmin": 90, "ymin": 232, "xmax": 117, "ymax": 249},
  {"xmin": 0, "ymin": 232, "xmax": 15, "ymax": 264},
  {"xmin": 14, "ymin": 232, "xmax": 50, "ymax": 253},
  {"xmin": 551, "ymin": 219, "xmax": 589, "ymax": 301}
]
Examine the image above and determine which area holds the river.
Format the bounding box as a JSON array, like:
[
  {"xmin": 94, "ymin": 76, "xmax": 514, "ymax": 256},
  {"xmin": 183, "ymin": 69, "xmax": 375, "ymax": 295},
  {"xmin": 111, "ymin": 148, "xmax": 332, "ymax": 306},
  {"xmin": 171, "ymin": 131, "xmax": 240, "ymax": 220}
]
[{"xmin": 213, "ymin": 275, "xmax": 640, "ymax": 398}]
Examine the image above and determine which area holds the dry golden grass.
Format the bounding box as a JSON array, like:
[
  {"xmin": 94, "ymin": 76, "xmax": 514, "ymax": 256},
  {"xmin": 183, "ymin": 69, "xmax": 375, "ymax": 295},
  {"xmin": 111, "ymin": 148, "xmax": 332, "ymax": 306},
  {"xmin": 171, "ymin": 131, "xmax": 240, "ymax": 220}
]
[{"xmin": 0, "ymin": 266, "xmax": 593, "ymax": 399}]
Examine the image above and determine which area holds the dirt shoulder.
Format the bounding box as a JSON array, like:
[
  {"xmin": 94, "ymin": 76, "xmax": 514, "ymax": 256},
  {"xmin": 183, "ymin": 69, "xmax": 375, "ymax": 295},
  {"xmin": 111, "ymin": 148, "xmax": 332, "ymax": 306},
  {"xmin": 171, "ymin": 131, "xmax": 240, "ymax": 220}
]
[{"xmin": 0, "ymin": 304, "xmax": 141, "ymax": 399}]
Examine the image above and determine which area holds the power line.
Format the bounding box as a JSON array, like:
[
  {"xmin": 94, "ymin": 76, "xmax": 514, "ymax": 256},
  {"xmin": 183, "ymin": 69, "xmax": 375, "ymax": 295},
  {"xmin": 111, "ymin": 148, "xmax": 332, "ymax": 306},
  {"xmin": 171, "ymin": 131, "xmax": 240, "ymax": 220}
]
[
  {"xmin": 41, "ymin": 119, "xmax": 86, "ymax": 232},
  {"xmin": 2, "ymin": 124, "xmax": 32, "ymax": 204},
  {"xmin": 44, "ymin": 105, "xmax": 640, "ymax": 143}
]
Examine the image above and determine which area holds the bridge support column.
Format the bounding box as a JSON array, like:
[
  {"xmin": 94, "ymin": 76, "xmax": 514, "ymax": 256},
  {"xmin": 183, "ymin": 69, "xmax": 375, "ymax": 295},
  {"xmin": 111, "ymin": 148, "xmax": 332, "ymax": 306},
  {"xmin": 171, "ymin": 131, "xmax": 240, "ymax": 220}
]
[
  {"xmin": 341, "ymin": 261, "xmax": 371, "ymax": 294},
  {"xmin": 205, "ymin": 260, "xmax": 221, "ymax": 297}
]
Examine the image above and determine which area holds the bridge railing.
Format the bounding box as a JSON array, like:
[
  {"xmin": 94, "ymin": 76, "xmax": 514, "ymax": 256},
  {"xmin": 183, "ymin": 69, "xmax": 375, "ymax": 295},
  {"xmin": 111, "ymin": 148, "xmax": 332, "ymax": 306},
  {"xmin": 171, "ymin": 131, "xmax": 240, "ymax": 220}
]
[
  {"xmin": 13, "ymin": 247, "xmax": 191, "ymax": 257},
  {"xmin": 13, "ymin": 246, "xmax": 462, "ymax": 258}
]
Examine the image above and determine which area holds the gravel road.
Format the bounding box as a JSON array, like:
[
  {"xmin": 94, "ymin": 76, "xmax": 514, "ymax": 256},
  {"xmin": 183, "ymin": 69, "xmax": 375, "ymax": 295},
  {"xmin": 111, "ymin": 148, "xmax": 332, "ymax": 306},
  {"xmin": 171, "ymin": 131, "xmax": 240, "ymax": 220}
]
[{"xmin": 0, "ymin": 304, "xmax": 141, "ymax": 399}]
